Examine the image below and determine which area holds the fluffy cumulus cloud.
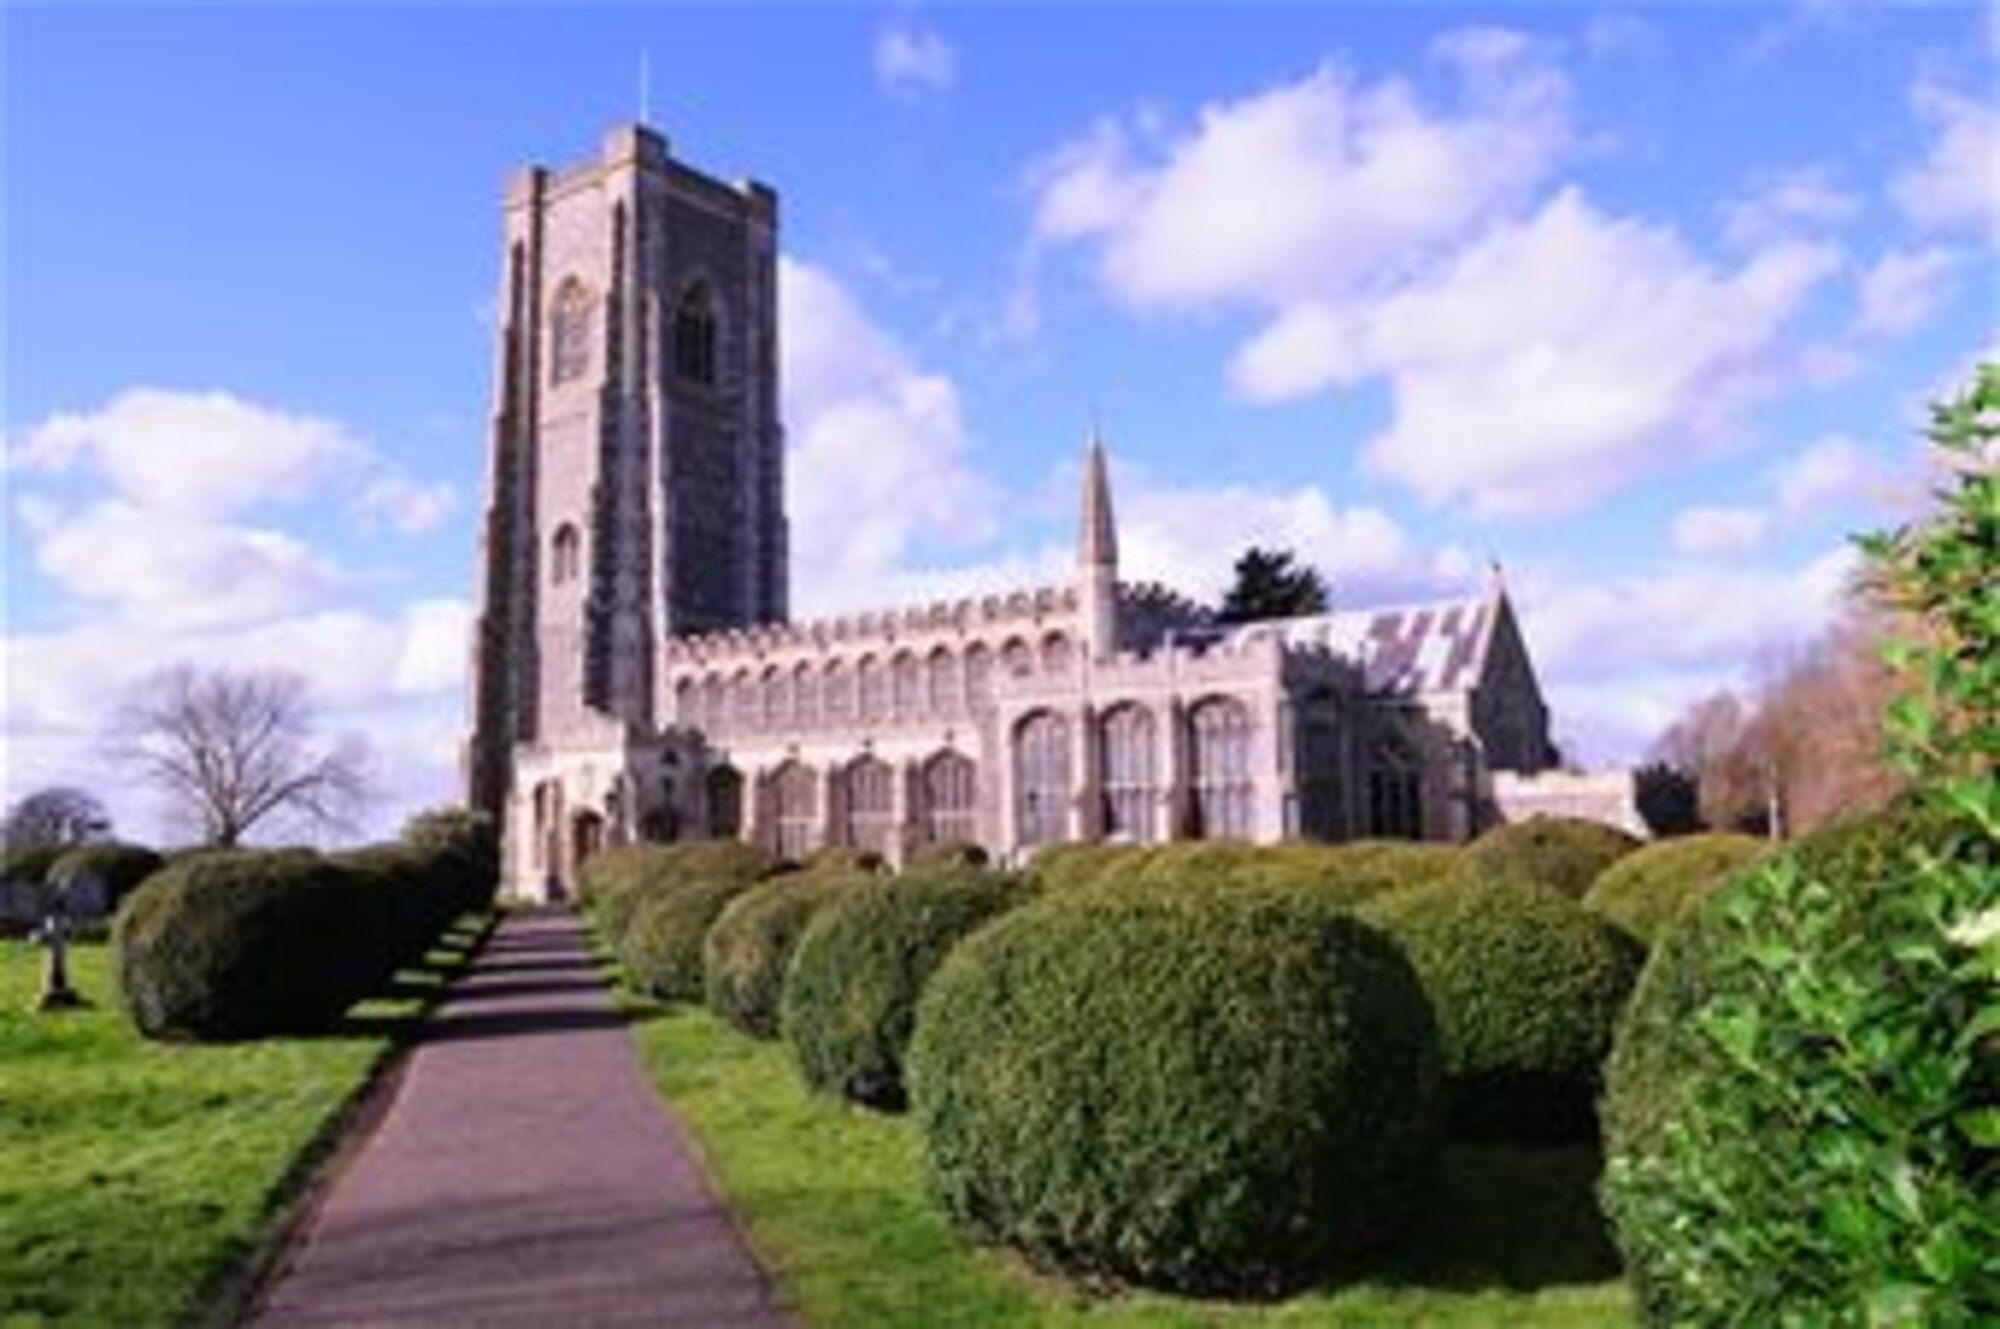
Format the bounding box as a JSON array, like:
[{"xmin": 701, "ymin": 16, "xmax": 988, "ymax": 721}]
[
  {"xmin": 780, "ymin": 257, "xmax": 998, "ymax": 611},
  {"xmin": 1893, "ymin": 72, "xmax": 2000, "ymax": 244},
  {"xmin": 1670, "ymin": 504, "xmax": 1772, "ymax": 558},
  {"xmin": 1027, "ymin": 33, "xmax": 1843, "ymax": 517},
  {"xmin": 1719, "ymin": 164, "xmax": 1858, "ymax": 248},
  {"xmin": 1853, "ymin": 245, "xmax": 1962, "ymax": 338},
  {"xmin": 2, "ymin": 388, "xmax": 469, "ymax": 836},
  {"xmin": 874, "ymin": 17, "xmax": 957, "ymax": 95},
  {"xmin": 1029, "ymin": 31, "xmax": 1569, "ymax": 311}
]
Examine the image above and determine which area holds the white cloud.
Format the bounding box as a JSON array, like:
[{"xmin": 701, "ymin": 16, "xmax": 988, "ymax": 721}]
[
  {"xmin": 875, "ymin": 19, "xmax": 957, "ymax": 95},
  {"xmin": 1893, "ymin": 73, "xmax": 2000, "ymax": 243},
  {"xmin": 1118, "ymin": 481, "xmax": 1413, "ymax": 605},
  {"xmin": 358, "ymin": 474, "xmax": 458, "ymax": 535},
  {"xmin": 1028, "ymin": 35, "xmax": 1569, "ymax": 311},
  {"xmin": 1852, "ymin": 244, "xmax": 1962, "ymax": 338},
  {"xmin": 1772, "ymin": 433, "xmax": 1876, "ymax": 515},
  {"xmin": 5, "ymin": 387, "xmax": 357, "ymax": 515},
  {"xmin": 1670, "ymin": 505, "xmax": 1772, "ymax": 558},
  {"xmin": 780, "ymin": 257, "xmax": 998, "ymax": 612},
  {"xmin": 1720, "ymin": 164, "xmax": 1858, "ymax": 248},
  {"xmin": 1235, "ymin": 189, "xmax": 1841, "ymax": 514}
]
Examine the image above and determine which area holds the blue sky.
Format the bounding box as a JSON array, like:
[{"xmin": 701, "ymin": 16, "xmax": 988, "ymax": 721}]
[{"xmin": 4, "ymin": 3, "xmax": 1995, "ymax": 841}]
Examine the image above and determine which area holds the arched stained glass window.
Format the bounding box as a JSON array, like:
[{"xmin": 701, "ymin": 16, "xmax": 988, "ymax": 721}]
[
  {"xmin": 841, "ymin": 756, "xmax": 896, "ymax": 856},
  {"xmin": 730, "ymin": 671, "xmax": 757, "ymax": 731},
  {"xmin": 701, "ymin": 674, "xmax": 727, "ymax": 733},
  {"xmin": 1098, "ymin": 704, "xmax": 1157, "ymax": 843},
  {"xmin": 926, "ymin": 648, "xmax": 959, "ymax": 718},
  {"xmin": 892, "ymin": 651, "xmax": 921, "ymax": 721},
  {"xmin": 1014, "ymin": 711, "xmax": 1071, "ymax": 849},
  {"xmin": 706, "ymin": 766, "xmax": 744, "ymax": 840},
  {"xmin": 761, "ymin": 666, "xmax": 788, "ymax": 730},
  {"xmin": 1368, "ymin": 727, "xmax": 1424, "ymax": 841},
  {"xmin": 824, "ymin": 660, "xmax": 852, "ymax": 723},
  {"xmin": 675, "ymin": 281, "xmax": 718, "ymax": 385},
  {"xmin": 552, "ymin": 524, "xmax": 582, "ymax": 586},
  {"xmin": 918, "ymin": 752, "xmax": 977, "ymax": 847},
  {"xmin": 551, "ymin": 278, "xmax": 593, "ymax": 384},
  {"xmin": 767, "ymin": 761, "xmax": 818, "ymax": 861},
  {"xmin": 793, "ymin": 661, "xmax": 820, "ymax": 729},
  {"xmin": 1041, "ymin": 632, "xmax": 1074, "ymax": 676},
  {"xmin": 857, "ymin": 655, "xmax": 887, "ymax": 723},
  {"xmin": 963, "ymin": 644, "xmax": 993, "ymax": 707},
  {"xmin": 1188, "ymin": 697, "xmax": 1254, "ymax": 841}
]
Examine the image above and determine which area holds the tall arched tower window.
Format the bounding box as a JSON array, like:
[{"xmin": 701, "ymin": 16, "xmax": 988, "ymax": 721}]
[
  {"xmin": 1188, "ymin": 697, "xmax": 1254, "ymax": 841},
  {"xmin": 918, "ymin": 751, "xmax": 977, "ymax": 847},
  {"xmin": 674, "ymin": 281, "xmax": 719, "ymax": 385},
  {"xmin": 551, "ymin": 277, "xmax": 592, "ymax": 384},
  {"xmin": 551, "ymin": 523, "xmax": 582, "ymax": 585},
  {"xmin": 1098, "ymin": 704, "xmax": 1157, "ymax": 843},
  {"xmin": 1014, "ymin": 710, "xmax": 1072, "ymax": 849}
]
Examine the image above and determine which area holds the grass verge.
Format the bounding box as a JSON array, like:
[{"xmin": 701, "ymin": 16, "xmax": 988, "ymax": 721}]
[
  {"xmin": 632, "ymin": 1003, "xmax": 1633, "ymax": 1327},
  {"xmin": 0, "ymin": 917, "xmax": 488, "ymax": 1328}
]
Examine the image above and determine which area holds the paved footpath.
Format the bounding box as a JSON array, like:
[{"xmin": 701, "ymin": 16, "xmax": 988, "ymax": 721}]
[{"xmin": 252, "ymin": 910, "xmax": 793, "ymax": 1327}]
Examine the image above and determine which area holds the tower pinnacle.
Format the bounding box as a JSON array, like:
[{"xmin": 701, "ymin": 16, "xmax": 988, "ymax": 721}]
[{"xmin": 1079, "ymin": 428, "xmax": 1118, "ymax": 571}]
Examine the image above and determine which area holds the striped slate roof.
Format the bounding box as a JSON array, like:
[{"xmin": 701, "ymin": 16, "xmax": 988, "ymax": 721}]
[{"xmin": 1247, "ymin": 593, "xmax": 1499, "ymax": 695}]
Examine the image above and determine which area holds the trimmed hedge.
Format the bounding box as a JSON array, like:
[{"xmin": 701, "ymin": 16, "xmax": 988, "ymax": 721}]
[
  {"xmin": 908, "ymin": 887, "xmax": 1442, "ymax": 1295},
  {"xmin": 1022, "ymin": 842, "xmax": 1150, "ymax": 894},
  {"xmin": 799, "ymin": 845, "xmax": 886, "ymax": 876},
  {"xmin": 115, "ymin": 850, "xmax": 375, "ymax": 1039},
  {"xmin": 400, "ymin": 806, "xmax": 501, "ymax": 914},
  {"xmin": 1601, "ymin": 807, "xmax": 1993, "ymax": 1323},
  {"xmin": 582, "ymin": 841, "xmax": 776, "ymax": 955},
  {"xmin": 0, "ymin": 843, "xmax": 66, "ymax": 890},
  {"xmin": 49, "ymin": 842, "xmax": 163, "ymax": 915},
  {"xmin": 1456, "ymin": 816, "xmax": 1641, "ymax": 898},
  {"xmin": 1326, "ymin": 839, "xmax": 1464, "ymax": 894},
  {"xmin": 1582, "ymin": 833, "xmax": 1765, "ymax": 946},
  {"xmin": 704, "ymin": 869, "xmax": 868, "ymax": 1038},
  {"xmin": 1362, "ymin": 878, "xmax": 1643, "ymax": 1140},
  {"xmin": 782, "ymin": 867, "xmax": 1026, "ymax": 1109},
  {"xmin": 620, "ymin": 877, "xmax": 757, "ymax": 1002},
  {"xmin": 904, "ymin": 841, "xmax": 989, "ymax": 873}
]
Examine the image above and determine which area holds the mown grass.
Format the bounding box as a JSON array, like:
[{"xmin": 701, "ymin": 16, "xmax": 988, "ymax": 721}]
[
  {"xmin": 0, "ymin": 920, "xmax": 486, "ymax": 1328},
  {"xmin": 633, "ymin": 1003, "xmax": 1633, "ymax": 1328}
]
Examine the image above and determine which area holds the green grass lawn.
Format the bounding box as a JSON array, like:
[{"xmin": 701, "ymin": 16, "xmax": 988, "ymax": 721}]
[
  {"xmin": 0, "ymin": 921, "xmax": 485, "ymax": 1329},
  {"xmin": 633, "ymin": 1003, "xmax": 1634, "ymax": 1327}
]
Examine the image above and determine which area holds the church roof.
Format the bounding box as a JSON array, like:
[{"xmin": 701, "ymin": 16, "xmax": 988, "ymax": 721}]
[{"xmin": 1252, "ymin": 591, "xmax": 1500, "ymax": 695}]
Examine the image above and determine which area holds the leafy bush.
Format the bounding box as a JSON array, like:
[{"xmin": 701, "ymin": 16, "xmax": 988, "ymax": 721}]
[
  {"xmin": 1455, "ymin": 816, "xmax": 1640, "ymax": 898},
  {"xmin": 49, "ymin": 842, "xmax": 163, "ymax": 915},
  {"xmin": 619, "ymin": 877, "xmax": 756, "ymax": 1002},
  {"xmin": 704, "ymin": 869, "xmax": 867, "ymax": 1037},
  {"xmin": 905, "ymin": 841, "xmax": 989, "ymax": 873},
  {"xmin": 400, "ymin": 806, "xmax": 500, "ymax": 913},
  {"xmin": 582, "ymin": 841, "xmax": 775, "ymax": 954},
  {"xmin": 1362, "ymin": 878, "xmax": 1643, "ymax": 1140},
  {"xmin": 908, "ymin": 888, "xmax": 1442, "ymax": 1295},
  {"xmin": 1581, "ymin": 833, "xmax": 1766, "ymax": 945},
  {"xmin": 1021, "ymin": 842, "xmax": 1149, "ymax": 893},
  {"xmin": 801, "ymin": 845, "xmax": 886, "ymax": 875},
  {"xmin": 114, "ymin": 850, "xmax": 377, "ymax": 1039},
  {"xmin": 782, "ymin": 867, "xmax": 1025, "ymax": 1109},
  {"xmin": 0, "ymin": 843, "xmax": 66, "ymax": 889},
  {"xmin": 1601, "ymin": 364, "xmax": 1999, "ymax": 1324}
]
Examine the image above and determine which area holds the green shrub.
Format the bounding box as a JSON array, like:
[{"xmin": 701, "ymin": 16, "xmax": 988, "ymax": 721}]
[
  {"xmin": 582, "ymin": 841, "xmax": 774, "ymax": 952},
  {"xmin": 1021, "ymin": 842, "xmax": 1149, "ymax": 893},
  {"xmin": 782, "ymin": 867, "xmax": 1026, "ymax": 1109},
  {"xmin": 1362, "ymin": 878, "xmax": 1643, "ymax": 1140},
  {"xmin": 400, "ymin": 806, "xmax": 500, "ymax": 913},
  {"xmin": 908, "ymin": 888, "xmax": 1442, "ymax": 1295},
  {"xmin": 1325, "ymin": 839, "xmax": 1465, "ymax": 894},
  {"xmin": 113, "ymin": 850, "xmax": 377, "ymax": 1040},
  {"xmin": 1581, "ymin": 833, "xmax": 1766, "ymax": 945},
  {"xmin": 0, "ymin": 843, "xmax": 66, "ymax": 892},
  {"xmin": 1456, "ymin": 816, "xmax": 1640, "ymax": 898},
  {"xmin": 904, "ymin": 840, "xmax": 989, "ymax": 873},
  {"xmin": 704, "ymin": 869, "xmax": 866, "ymax": 1037},
  {"xmin": 800, "ymin": 845, "xmax": 886, "ymax": 876},
  {"xmin": 1603, "ymin": 365, "xmax": 1999, "ymax": 1325},
  {"xmin": 619, "ymin": 877, "xmax": 756, "ymax": 1002},
  {"xmin": 49, "ymin": 842, "xmax": 163, "ymax": 915}
]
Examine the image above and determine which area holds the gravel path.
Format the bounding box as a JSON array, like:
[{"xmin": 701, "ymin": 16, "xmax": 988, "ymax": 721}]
[{"xmin": 251, "ymin": 910, "xmax": 793, "ymax": 1327}]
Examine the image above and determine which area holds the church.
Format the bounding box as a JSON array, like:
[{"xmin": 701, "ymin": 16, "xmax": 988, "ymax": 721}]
[{"xmin": 464, "ymin": 125, "xmax": 1565, "ymax": 901}]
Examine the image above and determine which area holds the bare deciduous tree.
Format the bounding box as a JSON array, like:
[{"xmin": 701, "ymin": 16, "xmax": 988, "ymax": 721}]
[{"xmin": 107, "ymin": 666, "xmax": 373, "ymax": 846}]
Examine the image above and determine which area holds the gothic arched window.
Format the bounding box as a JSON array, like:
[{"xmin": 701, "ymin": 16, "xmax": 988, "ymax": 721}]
[
  {"xmin": 963, "ymin": 643, "xmax": 993, "ymax": 707},
  {"xmin": 1098, "ymin": 704, "xmax": 1157, "ymax": 843},
  {"xmin": 551, "ymin": 523, "xmax": 581, "ymax": 586},
  {"xmin": 1041, "ymin": 632, "xmax": 1074, "ymax": 676},
  {"xmin": 706, "ymin": 765, "xmax": 744, "ymax": 840},
  {"xmin": 767, "ymin": 760, "xmax": 818, "ymax": 861},
  {"xmin": 551, "ymin": 277, "xmax": 592, "ymax": 385},
  {"xmin": 918, "ymin": 751, "xmax": 977, "ymax": 847},
  {"xmin": 674, "ymin": 281, "xmax": 718, "ymax": 385},
  {"xmin": 824, "ymin": 660, "xmax": 852, "ymax": 722},
  {"xmin": 1001, "ymin": 637, "xmax": 1033, "ymax": 677},
  {"xmin": 674, "ymin": 678, "xmax": 697, "ymax": 727},
  {"xmin": 857, "ymin": 655, "xmax": 887, "ymax": 723},
  {"xmin": 731, "ymin": 670, "xmax": 757, "ymax": 731},
  {"xmin": 793, "ymin": 661, "xmax": 820, "ymax": 729},
  {"xmin": 761, "ymin": 666, "xmax": 788, "ymax": 730},
  {"xmin": 1297, "ymin": 689, "xmax": 1345, "ymax": 841},
  {"xmin": 1014, "ymin": 710, "xmax": 1072, "ymax": 849},
  {"xmin": 701, "ymin": 674, "xmax": 727, "ymax": 732},
  {"xmin": 1188, "ymin": 697, "xmax": 1254, "ymax": 841},
  {"xmin": 1368, "ymin": 726, "xmax": 1425, "ymax": 841},
  {"xmin": 926, "ymin": 647, "xmax": 959, "ymax": 718},
  {"xmin": 892, "ymin": 651, "xmax": 921, "ymax": 721},
  {"xmin": 840, "ymin": 756, "xmax": 896, "ymax": 856}
]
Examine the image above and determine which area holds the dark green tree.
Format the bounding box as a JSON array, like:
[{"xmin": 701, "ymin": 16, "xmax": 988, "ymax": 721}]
[
  {"xmin": 1633, "ymin": 762, "xmax": 1702, "ymax": 837},
  {"xmin": 2, "ymin": 786, "xmax": 111, "ymax": 849},
  {"xmin": 1216, "ymin": 547, "xmax": 1328, "ymax": 625}
]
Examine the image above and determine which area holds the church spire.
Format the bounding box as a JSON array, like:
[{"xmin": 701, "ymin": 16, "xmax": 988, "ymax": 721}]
[
  {"xmin": 1079, "ymin": 427, "xmax": 1118, "ymax": 571},
  {"xmin": 1078, "ymin": 427, "xmax": 1120, "ymax": 661}
]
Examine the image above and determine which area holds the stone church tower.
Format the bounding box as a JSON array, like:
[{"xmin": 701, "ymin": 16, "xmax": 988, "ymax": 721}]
[{"xmin": 465, "ymin": 126, "xmax": 785, "ymax": 852}]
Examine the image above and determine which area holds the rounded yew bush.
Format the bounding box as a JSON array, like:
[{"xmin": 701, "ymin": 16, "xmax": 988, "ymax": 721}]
[
  {"xmin": 114, "ymin": 850, "xmax": 375, "ymax": 1040},
  {"xmin": 48, "ymin": 842, "xmax": 163, "ymax": 914},
  {"xmin": 1326, "ymin": 840, "xmax": 1464, "ymax": 894},
  {"xmin": 904, "ymin": 841, "xmax": 989, "ymax": 873},
  {"xmin": 1022, "ymin": 842, "xmax": 1149, "ymax": 893},
  {"xmin": 907, "ymin": 888, "xmax": 1443, "ymax": 1296},
  {"xmin": 703, "ymin": 868, "xmax": 867, "ymax": 1037},
  {"xmin": 619, "ymin": 876, "xmax": 756, "ymax": 1002},
  {"xmin": 583, "ymin": 841, "xmax": 774, "ymax": 952},
  {"xmin": 782, "ymin": 867, "xmax": 1025, "ymax": 1109},
  {"xmin": 1362, "ymin": 877, "xmax": 1643, "ymax": 1140},
  {"xmin": 1582, "ymin": 833, "xmax": 1766, "ymax": 946},
  {"xmin": 1456, "ymin": 816, "xmax": 1641, "ymax": 898}
]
